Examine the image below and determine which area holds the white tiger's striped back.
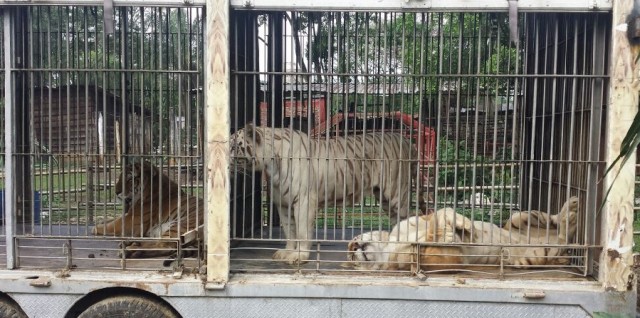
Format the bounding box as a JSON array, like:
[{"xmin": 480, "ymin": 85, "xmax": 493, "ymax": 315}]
[{"xmin": 232, "ymin": 125, "xmax": 423, "ymax": 216}]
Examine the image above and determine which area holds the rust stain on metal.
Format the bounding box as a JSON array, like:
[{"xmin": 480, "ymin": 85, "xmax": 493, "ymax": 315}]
[
  {"xmin": 134, "ymin": 282, "xmax": 152, "ymax": 291},
  {"xmin": 608, "ymin": 249, "xmax": 621, "ymax": 260},
  {"xmin": 633, "ymin": 254, "xmax": 640, "ymax": 268},
  {"xmin": 626, "ymin": 272, "xmax": 635, "ymax": 291}
]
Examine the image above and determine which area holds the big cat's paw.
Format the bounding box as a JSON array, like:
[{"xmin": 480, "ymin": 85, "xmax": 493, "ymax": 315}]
[{"xmin": 272, "ymin": 249, "xmax": 309, "ymax": 265}]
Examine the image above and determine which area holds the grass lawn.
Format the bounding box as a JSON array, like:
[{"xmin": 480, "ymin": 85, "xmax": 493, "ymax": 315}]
[{"xmin": 314, "ymin": 206, "xmax": 511, "ymax": 230}]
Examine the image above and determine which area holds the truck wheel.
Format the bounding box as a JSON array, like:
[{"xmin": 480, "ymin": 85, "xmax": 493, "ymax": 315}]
[
  {"xmin": 78, "ymin": 295, "xmax": 180, "ymax": 318},
  {"xmin": 0, "ymin": 298, "xmax": 28, "ymax": 318}
]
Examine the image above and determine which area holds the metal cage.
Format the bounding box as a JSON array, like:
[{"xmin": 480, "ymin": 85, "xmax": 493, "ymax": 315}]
[
  {"xmin": 0, "ymin": 5, "xmax": 616, "ymax": 279},
  {"xmin": 2, "ymin": 6, "xmax": 208, "ymax": 271},
  {"xmin": 1, "ymin": 0, "xmax": 639, "ymax": 316},
  {"xmin": 227, "ymin": 10, "xmax": 608, "ymax": 278}
]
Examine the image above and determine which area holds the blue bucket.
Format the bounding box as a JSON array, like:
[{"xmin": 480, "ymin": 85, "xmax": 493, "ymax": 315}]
[{"xmin": 0, "ymin": 190, "xmax": 41, "ymax": 224}]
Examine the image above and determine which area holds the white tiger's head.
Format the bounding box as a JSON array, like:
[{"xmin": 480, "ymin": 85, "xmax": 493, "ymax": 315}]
[
  {"xmin": 231, "ymin": 124, "xmax": 264, "ymax": 171},
  {"xmin": 347, "ymin": 230, "xmax": 390, "ymax": 269}
]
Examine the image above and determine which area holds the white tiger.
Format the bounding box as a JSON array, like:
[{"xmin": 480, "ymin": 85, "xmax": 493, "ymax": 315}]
[
  {"xmin": 346, "ymin": 230, "xmax": 390, "ymax": 270},
  {"xmin": 231, "ymin": 124, "xmax": 425, "ymax": 265},
  {"xmin": 348, "ymin": 197, "xmax": 580, "ymax": 271}
]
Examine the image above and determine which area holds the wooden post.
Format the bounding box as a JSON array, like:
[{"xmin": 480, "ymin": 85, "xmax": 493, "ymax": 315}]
[
  {"xmin": 205, "ymin": 0, "xmax": 230, "ymax": 287},
  {"xmin": 601, "ymin": 0, "xmax": 640, "ymax": 293}
]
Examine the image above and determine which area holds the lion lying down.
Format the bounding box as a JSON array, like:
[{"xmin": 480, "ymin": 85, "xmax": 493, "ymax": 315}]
[{"xmin": 347, "ymin": 196, "xmax": 579, "ymax": 271}]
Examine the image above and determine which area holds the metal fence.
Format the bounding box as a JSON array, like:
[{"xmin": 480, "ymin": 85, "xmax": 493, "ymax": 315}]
[
  {"xmin": 228, "ymin": 11, "xmax": 608, "ymax": 277},
  {"xmin": 0, "ymin": 12, "xmax": 5, "ymax": 269},
  {"xmin": 2, "ymin": 6, "xmax": 206, "ymax": 271},
  {"xmin": 0, "ymin": 7, "xmax": 609, "ymax": 278}
]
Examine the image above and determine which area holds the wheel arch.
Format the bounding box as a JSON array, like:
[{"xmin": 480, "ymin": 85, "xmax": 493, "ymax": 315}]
[
  {"xmin": 0, "ymin": 291, "xmax": 29, "ymax": 318},
  {"xmin": 64, "ymin": 287, "xmax": 181, "ymax": 318}
]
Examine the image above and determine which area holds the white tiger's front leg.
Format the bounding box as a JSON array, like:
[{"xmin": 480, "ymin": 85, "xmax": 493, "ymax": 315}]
[
  {"xmin": 291, "ymin": 198, "xmax": 315, "ymax": 265},
  {"xmin": 273, "ymin": 204, "xmax": 298, "ymax": 261},
  {"xmin": 273, "ymin": 198, "xmax": 314, "ymax": 265}
]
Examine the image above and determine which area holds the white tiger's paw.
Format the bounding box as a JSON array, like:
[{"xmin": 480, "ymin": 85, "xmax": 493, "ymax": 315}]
[
  {"xmin": 272, "ymin": 249, "xmax": 310, "ymax": 265},
  {"xmin": 284, "ymin": 251, "xmax": 310, "ymax": 265},
  {"xmin": 272, "ymin": 249, "xmax": 292, "ymax": 260}
]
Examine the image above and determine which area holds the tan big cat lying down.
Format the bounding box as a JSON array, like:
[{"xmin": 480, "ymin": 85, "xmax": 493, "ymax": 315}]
[{"xmin": 347, "ymin": 197, "xmax": 579, "ymax": 271}]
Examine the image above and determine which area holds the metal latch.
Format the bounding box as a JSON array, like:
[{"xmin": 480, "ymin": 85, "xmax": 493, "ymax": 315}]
[
  {"xmin": 29, "ymin": 276, "xmax": 52, "ymax": 288},
  {"xmin": 522, "ymin": 290, "xmax": 546, "ymax": 299}
]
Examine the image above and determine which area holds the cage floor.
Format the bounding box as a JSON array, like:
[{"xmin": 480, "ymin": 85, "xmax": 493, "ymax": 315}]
[
  {"xmin": 9, "ymin": 225, "xmax": 201, "ymax": 271},
  {"xmin": 0, "ymin": 225, "xmax": 589, "ymax": 281}
]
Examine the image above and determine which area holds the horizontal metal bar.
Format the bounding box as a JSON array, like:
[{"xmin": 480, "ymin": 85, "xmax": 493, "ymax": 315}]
[
  {"xmin": 234, "ymin": 70, "xmax": 610, "ymax": 79},
  {"xmin": 0, "ymin": 0, "xmax": 205, "ymax": 6},
  {"xmin": 415, "ymin": 242, "xmax": 595, "ymax": 248},
  {"xmin": 434, "ymin": 185, "xmax": 518, "ymax": 191},
  {"xmin": 19, "ymin": 68, "xmax": 201, "ymax": 74},
  {"xmin": 231, "ymin": 0, "xmax": 611, "ymax": 12}
]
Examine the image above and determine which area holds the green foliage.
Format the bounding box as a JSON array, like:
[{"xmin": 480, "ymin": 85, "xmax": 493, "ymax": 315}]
[
  {"xmin": 437, "ymin": 137, "xmax": 481, "ymax": 189},
  {"xmin": 315, "ymin": 213, "xmax": 392, "ymax": 230},
  {"xmin": 436, "ymin": 137, "xmax": 517, "ymax": 204},
  {"xmin": 602, "ymin": 110, "xmax": 640, "ymax": 214},
  {"xmin": 28, "ymin": 7, "xmax": 204, "ymax": 153},
  {"xmin": 634, "ymin": 218, "xmax": 640, "ymax": 253},
  {"xmin": 458, "ymin": 207, "xmax": 508, "ymax": 225},
  {"xmin": 286, "ymin": 12, "xmax": 522, "ymax": 116}
]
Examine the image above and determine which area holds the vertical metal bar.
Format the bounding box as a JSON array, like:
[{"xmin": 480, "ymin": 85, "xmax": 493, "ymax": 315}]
[
  {"xmin": 564, "ymin": 17, "xmax": 580, "ymax": 244},
  {"xmin": 4, "ymin": 9, "xmax": 16, "ymax": 269},
  {"xmin": 585, "ymin": 13, "xmax": 606, "ymax": 277},
  {"xmin": 507, "ymin": 19, "xmax": 520, "ymax": 238},
  {"xmin": 545, "ymin": 16, "xmax": 560, "ymax": 242},
  {"xmin": 176, "ymin": 8, "xmax": 184, "ymax": 238},
  {"xmin": 433, "ymin": 12, "xmax": 444, "ymax": 212},
  {"xmin": 26, "ymin": 8, "xmax": 39, "ymax": 234},
  {"xmin": 205, "ymin": 0, "xmax": 230, "ymax": 287},
  {"xmin": 525, "ymin": 14, "xmax": 539, "ymax": 242}
]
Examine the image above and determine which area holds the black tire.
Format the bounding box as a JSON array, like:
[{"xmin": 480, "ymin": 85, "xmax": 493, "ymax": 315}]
[
  {"xmin": 77, "ymin": 295, "xmax": 180, "ymax": 318},
  {"xmin": 0, "ymin": 297, "xmax": 28, "ymax": 318}
]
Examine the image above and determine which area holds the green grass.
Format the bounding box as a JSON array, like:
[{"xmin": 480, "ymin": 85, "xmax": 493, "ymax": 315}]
[
  {"xmin": 316, "ymin": 213, "xmax": 392, "ymax": 229},
  {"xmin": 314, "ymin": 205, "xmax": 512, "ymax": 230},
  {"xmin": 0, "ymin": 168, "xmax": 120, "ymax": 225}
]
